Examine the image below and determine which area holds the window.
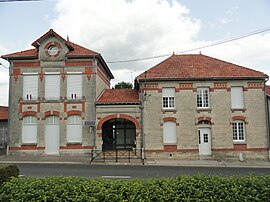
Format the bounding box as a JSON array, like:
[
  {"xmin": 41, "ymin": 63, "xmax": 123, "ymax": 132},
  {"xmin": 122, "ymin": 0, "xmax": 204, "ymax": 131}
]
[
  {"xmin": 231, "ymin": 87, "xmax": 244, "ymax": 109},
  {"xmin": 67, "ymin": 115, "xmax": 82, "ymax": 143},
  {"xmin": 67, "ymin": 74, "xmax": 82, "ymax": 100},
  {"xmin": 197, "ymin": 88, "xmax": 209, "ymax": 108},
  {"xmin": 162, "ymin": 88, "xmax": 175, "ymax": 109},
  {"xmin": 45, "ymin": 74, "xmax": 60, "ymax": 100},
  {"xmin": 163, "ymin": 121, "xmax": 177, "ymax": 144},
  {"xmin": 232, "ymin": 121, "xmax": 245, "ymax": 142},
  {"xmin": 22, "ymin": 116, "xmax": 37, "ymax": 144},
  {"xmin": 23, "ymin": 75, "xmax": 38, "ymax": 100}
]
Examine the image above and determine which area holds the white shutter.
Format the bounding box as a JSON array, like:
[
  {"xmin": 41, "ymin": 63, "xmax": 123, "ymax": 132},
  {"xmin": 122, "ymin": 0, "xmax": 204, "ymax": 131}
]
[
  {"xmin": 67, "ymin": 115, "xmax": 82, "ymax": 143},
  {"xmin": 163, "ymin": 122, "xmax": 177, "ymax": 144},
  {"xmin": 162, "ymin": 88, "xmax": 175, "ymax": 97},
  {"xmin": 45, "ymin": 74, "xmax": 60, "ymax": 100},
  {"xmin": 23, "ymin": 75, "xmax": 38, "ymax": 100},
  {"xmin": 22, "ymin": 116, "xmax": 37, "ymax": 144},
  {"xmin": 231, "ymin": 87, "xmax": 244, "ymax": 108},
  {"xmin": 67, "ymin": 74, "xmax": 82, "ymax": 99}
]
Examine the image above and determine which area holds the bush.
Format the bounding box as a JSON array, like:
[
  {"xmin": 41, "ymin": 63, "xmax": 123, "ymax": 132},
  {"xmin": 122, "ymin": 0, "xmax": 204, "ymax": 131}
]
[
  {"xmin": 0, "ymin": 175, "xmax": 270, "ymax": 201},
  {"xmin": 0, "ymin": 164, "xmax": 19, "ymax": 185}
]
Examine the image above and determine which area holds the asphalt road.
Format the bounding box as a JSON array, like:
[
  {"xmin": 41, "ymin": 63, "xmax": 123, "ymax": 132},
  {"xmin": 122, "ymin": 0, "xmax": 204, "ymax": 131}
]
[{"xmin": 16, "ymin": 163, "xmax": 270, "ymax": 179}]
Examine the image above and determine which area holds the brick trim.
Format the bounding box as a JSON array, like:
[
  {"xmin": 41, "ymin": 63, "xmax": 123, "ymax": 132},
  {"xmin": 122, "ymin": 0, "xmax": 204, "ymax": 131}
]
[
  {"xmin": 163, "ymin": 117, "xmax": 177, "ymax": 122},
  {"xmin": 9, "ymin": 145, "xmax": 45, "ymax": 150},
  {"xmin": 67, "ymin": 110, "xmax": 82, "ymax": 116},
  {"xmin": 22, "ymin": 111, "xmax": 37, "ymax": 117},
  {"xmin": 97, "ymin": 114, "xmax": 140, "ymax": 130},
  {"xmin": 60, "ymin": 144, "xmax": 94, "ymax": 149},
  {"xmin": 44, "ymin": 110, "xmax": 60, "ymax": 117},
  {"xmin": 12, "ymin": 68, "xmax": 21, "ymax": 81},
  {"xmin": 44, "ymin": 41, "xmax": 62, "ymax": 58},
  {"xmin": 13, "ymin": 62, "xmax": 40, "ymax": 67},
  {"xmin": 232, "ymin": 116, "xmax": 246, "ymax": 121},
  {"xmin": 145, "ymin": 148, "xmax": 199, "ymax": 153}
]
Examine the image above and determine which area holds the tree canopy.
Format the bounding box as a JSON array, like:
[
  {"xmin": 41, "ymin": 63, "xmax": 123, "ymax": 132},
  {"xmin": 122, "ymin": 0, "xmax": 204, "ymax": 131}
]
[{"xmin": 113, "ymin": 81, "xmax": 133, "ymax": 89}]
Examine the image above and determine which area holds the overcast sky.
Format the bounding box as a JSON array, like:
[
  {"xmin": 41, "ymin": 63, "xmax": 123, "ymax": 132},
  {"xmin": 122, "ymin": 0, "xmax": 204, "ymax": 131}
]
[{"xmin": 0, "ymin": 0, "xmax": 270, "ymax": 106}]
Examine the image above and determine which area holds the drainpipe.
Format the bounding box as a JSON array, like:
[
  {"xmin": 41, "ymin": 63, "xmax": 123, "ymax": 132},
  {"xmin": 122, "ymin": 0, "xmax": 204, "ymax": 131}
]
[
  {"xmin": 93, "ymin": 56, "xmax": 97, "ymax": 150},
  {"xmin": 139, "ymin": 80, "xmax": 145, "ymax": 164},
  {"xmin": 6, "ymin": 60, "xmax": 11, "ymax": 156},
  {"xmin": 264, "ymin": 78, "xmax": 270, "ymax": 161}
]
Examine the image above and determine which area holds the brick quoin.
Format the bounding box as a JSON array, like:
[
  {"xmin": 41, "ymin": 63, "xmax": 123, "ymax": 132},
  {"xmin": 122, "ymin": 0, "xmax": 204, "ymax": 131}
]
[
  {"xmin": 97, "ymin": 114, "xmax": 140, "ymax": 130},
  {"xmin": 22, "ymin": 111, "xmax": 37, "ymax": 117}
]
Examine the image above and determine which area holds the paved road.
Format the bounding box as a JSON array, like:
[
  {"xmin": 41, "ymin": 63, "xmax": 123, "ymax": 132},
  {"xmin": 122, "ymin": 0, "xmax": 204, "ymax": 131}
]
[{"xmin": 17, "ymin": 163, "xmax": 270, "ymax": 178}]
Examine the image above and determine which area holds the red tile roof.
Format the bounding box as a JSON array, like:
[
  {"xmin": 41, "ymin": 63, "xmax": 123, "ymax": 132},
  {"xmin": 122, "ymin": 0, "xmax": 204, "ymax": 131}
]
[
  {"xmin": 137, "ymin": 54, "xmax": 268, "ymax": 80},
  {"xmin": 0, "ymin": 106, "xmax": 8, "ymax": 121},
  {"xmin": 266, "ymin": 85, "xmax": 270, "ymax": 96},
  {"xmin": 1, "ymin": 29, "xmax": 98, "ymax": 59},
  {"xmin": 97, "ymin": 89, "xmax": 140, "ymax": 103}
]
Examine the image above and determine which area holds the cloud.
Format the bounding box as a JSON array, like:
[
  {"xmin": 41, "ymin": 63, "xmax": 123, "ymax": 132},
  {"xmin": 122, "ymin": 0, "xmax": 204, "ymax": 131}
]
[
  {"xmin": 51, "ymin": 0, "xmax": 269, "ymax": 86},
  {"xmin": 52, "ymin": 0, "xmax": 200, "ymax": 84}
]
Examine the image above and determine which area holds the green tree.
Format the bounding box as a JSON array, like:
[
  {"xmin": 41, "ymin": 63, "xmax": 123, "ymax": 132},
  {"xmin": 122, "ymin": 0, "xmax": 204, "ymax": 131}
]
[{"xmin": 113, "ymin": 81, "xmax": 133, "ymax": 89}]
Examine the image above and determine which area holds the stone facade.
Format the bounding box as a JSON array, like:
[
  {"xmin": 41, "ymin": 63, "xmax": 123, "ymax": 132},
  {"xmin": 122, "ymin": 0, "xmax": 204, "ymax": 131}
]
[
  {"xmin": 3, "ymin": 29, "xmax": 113, "ymax": 156},
  {"xmin": 2, "ymin": 30, "xmax": 269, "ymax": 160},
  {"xmin": 138, "ymin": 80, "xmax": 268, "ymax": 160}
]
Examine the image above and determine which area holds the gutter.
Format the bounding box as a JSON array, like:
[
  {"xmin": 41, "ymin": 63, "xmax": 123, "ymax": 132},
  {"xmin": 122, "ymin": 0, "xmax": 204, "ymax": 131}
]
[
  {"xmin": 264, "ymin": 78, "xmax": 270, "ymax": 160},
  {"xmin": 137, "ymin": 77, "xmax": 267, "ymax": 82}
]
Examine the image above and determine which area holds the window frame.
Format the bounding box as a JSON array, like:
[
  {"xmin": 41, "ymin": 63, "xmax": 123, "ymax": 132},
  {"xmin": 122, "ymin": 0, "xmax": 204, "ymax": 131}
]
[
  {"xmin": 163, "ymin": 121, "xmax": 177, "ymax": 144},
  {"xmin": 232, "ymin": 120, "xmax": 246, "ymax": 143},
  {"xmin": 162, "ymin": 88, "xmax": 175, "ymax": 109},
  {"xmin": 66, "ymin": 115, "xmax": 82, "ymax": 143},
  {"xmin": 231, "ymin": 86, "xmax": 245, "ymax": 109},
  {"xmin": 45, "ymin": 73, "xmax": 60, "ymax": 100},
  {"xmin": 22, "ymin": 116, "xmax": 37, "ymax": 144},
  {"xmin": 197, "ymin": 87, "xmax": 210, "ymax": 109}
]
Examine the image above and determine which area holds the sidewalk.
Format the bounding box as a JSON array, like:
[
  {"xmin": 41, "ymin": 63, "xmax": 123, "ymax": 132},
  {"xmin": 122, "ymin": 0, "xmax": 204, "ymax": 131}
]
[{"xmin": 1, "ymin": 155, "xmax": 270, "ymax": 168}]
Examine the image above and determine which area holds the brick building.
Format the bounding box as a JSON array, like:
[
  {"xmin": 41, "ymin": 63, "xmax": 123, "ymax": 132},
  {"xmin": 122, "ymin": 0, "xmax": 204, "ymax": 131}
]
[{"xmin": 1, "ymin": 29, "xmax": 270, "ymax": 160}]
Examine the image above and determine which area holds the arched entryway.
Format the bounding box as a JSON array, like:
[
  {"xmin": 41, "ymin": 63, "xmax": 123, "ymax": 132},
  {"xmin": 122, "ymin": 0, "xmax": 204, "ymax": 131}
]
[{"xmin": 102, "ymin": 118, "xmax": 136, "ymax": 150}]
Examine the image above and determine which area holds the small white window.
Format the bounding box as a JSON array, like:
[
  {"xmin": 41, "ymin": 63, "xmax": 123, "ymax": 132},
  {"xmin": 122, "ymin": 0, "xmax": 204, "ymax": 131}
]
[
  {"xmin": 162, "ymin": 88, "xmax": 175, "ymax": 109},
  {"xmin": 197, "ymin": 88, "xmax": 210, "ymax": 108},
  {"xmin": 45, "ymin": 74, "xmax": 60, "ymax": 100},
  {"xmin": 67, "ymin": 74, "xmax": 82, "ymax": 100},
  {"xmin": 23, "ymin": 75, "xmax": 38, "ymax": 100},
  {"xmin": 67, "ymin": 115, "xmax": 82, "ymax": 143},
  {"xmin": 22, "ymin": 116, "xmax": 37, "ymax": 144},
  {"xmin": 232, "ymin": 121, "xmax": 245, "ymax": 142},
  {"xmin": 231, "ymin": 87, "xmax": 244, "ymax": 109},
  {"xmin": 163, "ymin": 121, "xmax": 177, "ymax": 144}
]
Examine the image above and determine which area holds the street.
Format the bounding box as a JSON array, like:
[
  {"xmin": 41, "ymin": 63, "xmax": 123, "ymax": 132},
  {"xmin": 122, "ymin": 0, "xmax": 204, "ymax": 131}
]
[{"xmin": 16, "ymin": 163, "xmax": 270, "ymax": 179}]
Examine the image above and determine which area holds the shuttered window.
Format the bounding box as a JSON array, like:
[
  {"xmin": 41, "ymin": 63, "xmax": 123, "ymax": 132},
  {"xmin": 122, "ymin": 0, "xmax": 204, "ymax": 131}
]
[
  {"xmin": 162, "ymin": 88, "xmax": 175, "ymax": 109},
  {"xmin": 67, "ymin": 74, "xmax": 82, "ymax": 100},
  {"xmin": 67, "ymin": 115, "xmax": 82, "ymax": 143},
  {"xmin": 23, "ymin": 75, "xmax": 38, "ymax": 100},
  {"xmin": 22, "ymin": 116, "xmax": 37, "ymax": 144},
  {"xmin": 163, "ymin": 121, "xmax": 177, "ymax": 144},
  {"xmin": 45, "ymin": 74, "xmax": 60, "ymax": 100},
  {"xmin": 231, "ymin": 87, "xmax": 244, "ymax": 109}
]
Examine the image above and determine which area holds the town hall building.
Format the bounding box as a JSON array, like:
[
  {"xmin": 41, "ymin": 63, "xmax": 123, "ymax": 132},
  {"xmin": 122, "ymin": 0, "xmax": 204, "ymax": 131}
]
[{"xmin": 2, "ymin": 29, "xmax": 270, "ymax": 160}]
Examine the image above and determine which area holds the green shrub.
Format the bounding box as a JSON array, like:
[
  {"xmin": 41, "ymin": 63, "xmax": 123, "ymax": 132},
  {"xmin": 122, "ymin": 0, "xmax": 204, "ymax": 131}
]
[
  {"xmin": 0, "ymin": 164, "xmax": 19, "ymax": 185},
  {"xmin": 0, "ymin": 175, "xmax": 270, "ymax": 201}
]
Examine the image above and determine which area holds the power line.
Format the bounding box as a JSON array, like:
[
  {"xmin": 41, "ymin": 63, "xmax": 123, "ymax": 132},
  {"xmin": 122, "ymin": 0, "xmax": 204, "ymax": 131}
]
[
  {"xmin": 106, "ymin": 27, "xmax": 270, "ymax": 64},
  {"xmin": 0, "ymin": 63, "xmax": 9, "ymax": 71},
  {"xmin": 0, "ymin": 0, "xmax": 40, "ymax": 2}
]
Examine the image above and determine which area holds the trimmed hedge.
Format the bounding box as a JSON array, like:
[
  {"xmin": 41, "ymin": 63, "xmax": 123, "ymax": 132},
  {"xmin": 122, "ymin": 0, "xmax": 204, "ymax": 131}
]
[
  {"xmin": 0, "ymin": 175, "xmax": 270, "ymax": 201},
  {"xmin": 0, "ymin": 164, "xmax": 19, "ymax": 185}
]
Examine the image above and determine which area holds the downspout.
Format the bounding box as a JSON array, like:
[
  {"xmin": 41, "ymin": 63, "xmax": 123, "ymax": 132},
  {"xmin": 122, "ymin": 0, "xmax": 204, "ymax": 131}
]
[
  {"xmin": 264, "ymin": 78, "xmax": 270, "ymax": 160},
  {"xmin": 93, "ymin": 56, "xmax": 96, "ymax": 149},
  {"xmin": 139, "ymin": 79, "xmax": 145, "ymax": 164},
  {"xmin": 6, "ymin": 60, "xmax": 11, "ymax": 156}
]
